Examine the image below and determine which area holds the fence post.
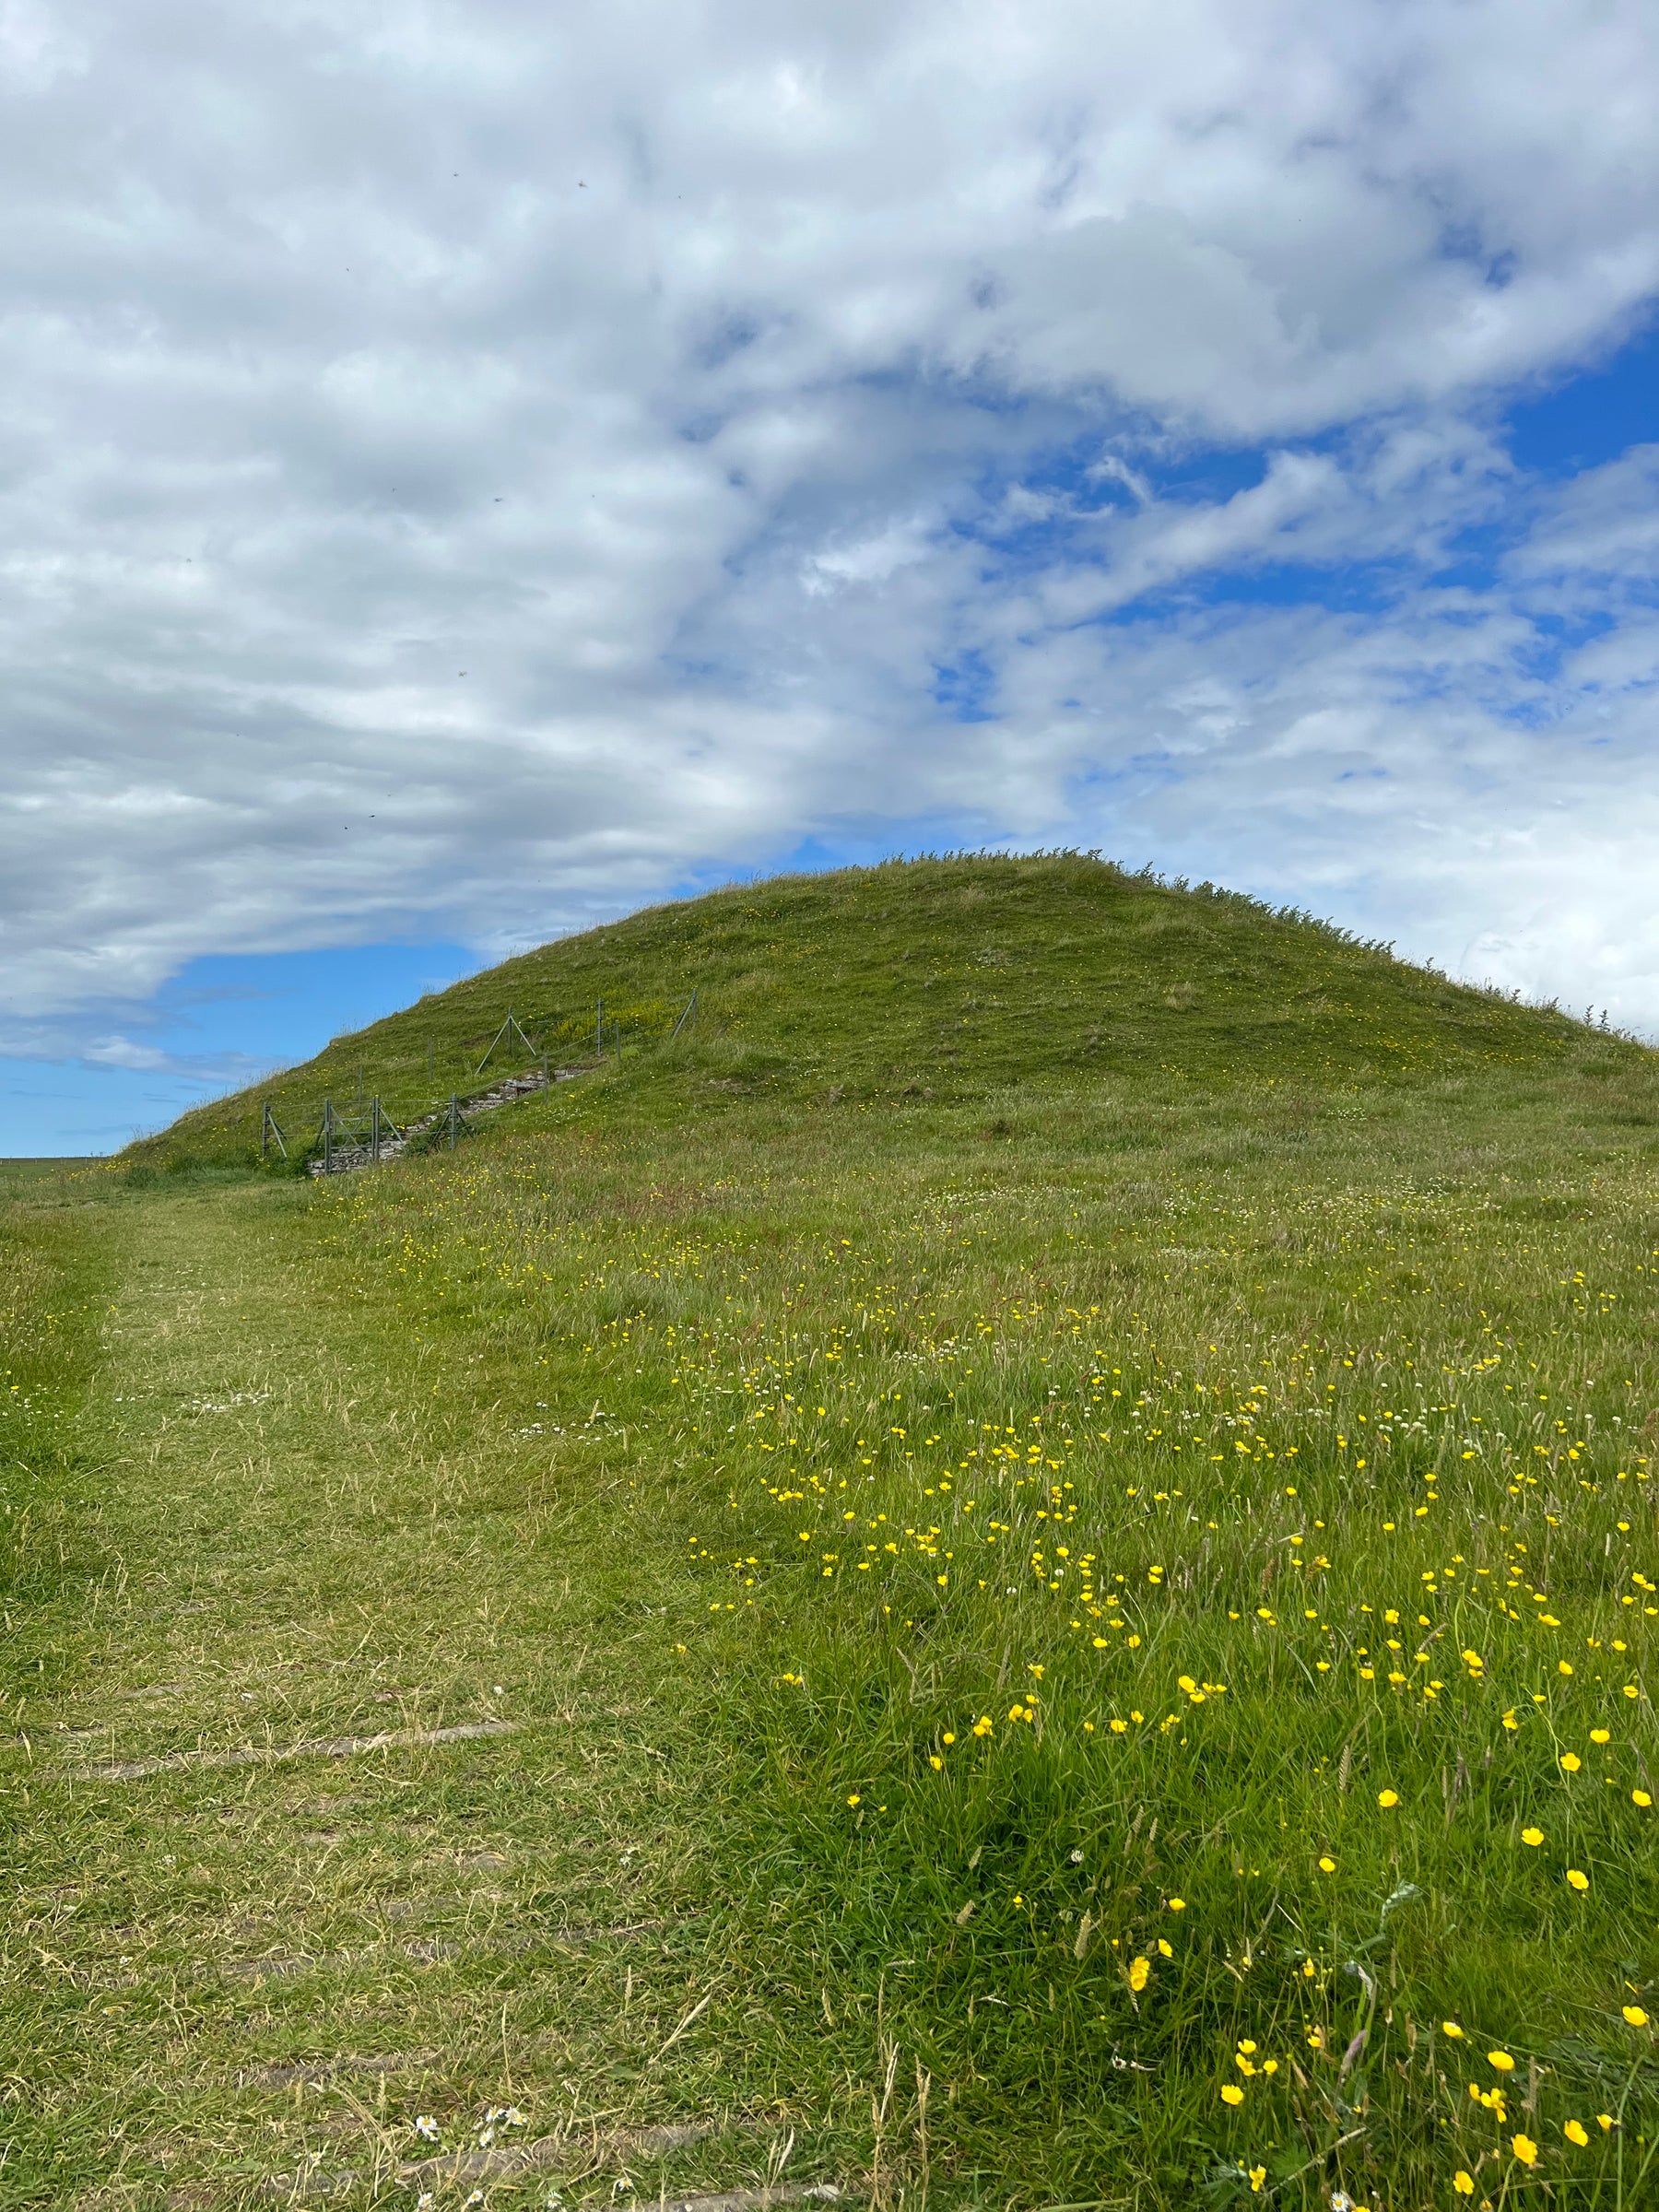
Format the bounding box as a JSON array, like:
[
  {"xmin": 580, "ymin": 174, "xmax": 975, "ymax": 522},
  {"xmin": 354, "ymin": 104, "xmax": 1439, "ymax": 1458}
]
[
  {"xmin": 371, "ymin": 1096, "xmax": 382, "ymax": 1164},
  {"xmin": 323, "ymin": 1100, "xmax": 334, "ymax": 1175},
  {"xmin": 595, "ymin": 997, "xmax": 604, "ymax": 1053},
  {"xmin": 261, "ymin": 1102, "xmax": 288, "ymax": 1161},
  {"xmin": 448, "ymin": 1094, "xmax": 459, "ymax": 1149},
  {"xmin": 540, "ymin": 1052, "xmax": 549, "ymax": 1091}
]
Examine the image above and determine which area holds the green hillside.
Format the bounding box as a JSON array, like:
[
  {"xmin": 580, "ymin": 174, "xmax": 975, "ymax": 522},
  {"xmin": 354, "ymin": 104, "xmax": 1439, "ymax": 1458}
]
[
  {"xmin": 127, "ymin": 853, "xmax": 1608, "ymax": 1171},
  {"xmin": 7, "ymin": 855, "xmax": 1657, "ymax": 2211}
]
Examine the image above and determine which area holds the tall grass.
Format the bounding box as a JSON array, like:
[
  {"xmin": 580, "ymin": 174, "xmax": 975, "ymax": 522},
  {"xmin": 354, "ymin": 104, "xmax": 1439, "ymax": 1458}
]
[{"xmin": 317, "ymin": 1043, "xmax": 1659, "ymax": 2207}]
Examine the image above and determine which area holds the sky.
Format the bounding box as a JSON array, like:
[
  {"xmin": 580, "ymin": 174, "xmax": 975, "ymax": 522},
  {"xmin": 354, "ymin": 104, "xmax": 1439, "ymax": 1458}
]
[{"xmin": 2, "ymin": 0, "xmax": 1657, "ymax": 1152}]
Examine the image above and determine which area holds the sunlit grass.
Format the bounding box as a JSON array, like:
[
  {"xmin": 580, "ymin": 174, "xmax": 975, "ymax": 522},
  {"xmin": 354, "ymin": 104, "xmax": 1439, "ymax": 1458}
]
[
  {"xmin": 0, "ymin": 1171, "xmax": 112, "ymax": 1650},
  {"xmin": 309, "ymin": 1044, "xmax": 1659, "ymax": 2207},
  {"xmin": 4, "ymin": 856, "xmax": 1657, "ymax": 2207},
  {"xmin": 124, "ymin": 852, "xmax": 1616, "ymax": 1173}
]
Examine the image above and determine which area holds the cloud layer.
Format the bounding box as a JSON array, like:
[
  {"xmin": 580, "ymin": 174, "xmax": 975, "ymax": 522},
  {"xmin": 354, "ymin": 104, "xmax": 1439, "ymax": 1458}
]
[{"xmin": 2, "ymin": 0, "xmax": 1657, "ymax": 1038}]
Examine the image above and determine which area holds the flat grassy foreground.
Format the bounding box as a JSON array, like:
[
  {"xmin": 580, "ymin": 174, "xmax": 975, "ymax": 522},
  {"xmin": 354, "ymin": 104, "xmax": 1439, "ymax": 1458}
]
[{"xmin": 4, "ymin": 860, "xmax": 1659, "ymax": 2211}]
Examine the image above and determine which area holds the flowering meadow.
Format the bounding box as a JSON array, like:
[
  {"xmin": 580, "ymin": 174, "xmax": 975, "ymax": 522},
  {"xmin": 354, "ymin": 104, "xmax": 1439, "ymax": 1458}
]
[
  {"xmin": 320, "ymin": 1029, "xmax": 1659, "ymax": 2209},
  {"xmin": 5, "ymin": 861, "xmax": 1655, "ymax": 2209}
]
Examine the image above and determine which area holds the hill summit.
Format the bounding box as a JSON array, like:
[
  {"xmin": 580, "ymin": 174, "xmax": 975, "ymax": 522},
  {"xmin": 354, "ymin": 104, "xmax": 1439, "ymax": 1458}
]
[{"xmin": 132, "ymin": 853, "xmax": 1608, "ymax": 1168}]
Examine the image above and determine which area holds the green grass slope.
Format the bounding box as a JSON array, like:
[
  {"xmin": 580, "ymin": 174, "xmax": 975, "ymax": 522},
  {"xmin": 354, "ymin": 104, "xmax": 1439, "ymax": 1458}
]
[
  {"xmin": 125, "ymin": 853, "xmax": 1614, "ymax": 1171},
  {"xmin": 12, "ymin": 855, "xmax": 1653, "ymax": 2212}
]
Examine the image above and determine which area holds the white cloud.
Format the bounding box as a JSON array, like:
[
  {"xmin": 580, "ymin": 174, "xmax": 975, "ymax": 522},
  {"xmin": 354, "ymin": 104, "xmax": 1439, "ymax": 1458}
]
[
  {"xmin": 802, "ymin": 516, "xmax": 936, "ymax": 594},
  {"xmin": 82, "ymin": 1036, "xmax": 175, "ymax": 1071},
  {"xmin": 1512, "ymin": 445, "xmax": 1659, "ymax": 582},
  {"xmin": 0, "ymin": 0, "xmax": 1655, "ymax": 1037}
]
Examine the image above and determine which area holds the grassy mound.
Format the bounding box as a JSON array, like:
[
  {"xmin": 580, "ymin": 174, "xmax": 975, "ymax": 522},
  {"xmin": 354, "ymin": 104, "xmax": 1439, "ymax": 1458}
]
[
  {"xmin": 8, "ymin": 856, "xmax": 1653, "ymax": 2208},
  {"xmin": 124, "ymin": 853, "xmax": 1609, "ymax": 1171}
]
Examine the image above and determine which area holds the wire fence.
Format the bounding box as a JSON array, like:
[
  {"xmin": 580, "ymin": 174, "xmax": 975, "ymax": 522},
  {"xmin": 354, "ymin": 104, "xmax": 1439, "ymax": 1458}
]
[{"xmin": 260, "ymin": 991, "xmax": 698, "ymax": 1174}]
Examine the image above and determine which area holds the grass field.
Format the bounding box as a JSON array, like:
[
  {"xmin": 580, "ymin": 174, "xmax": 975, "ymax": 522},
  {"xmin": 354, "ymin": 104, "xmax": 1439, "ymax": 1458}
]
[{"xmin": 4, "ymin": 855, "xmax": 1658, "ymax": 2211}]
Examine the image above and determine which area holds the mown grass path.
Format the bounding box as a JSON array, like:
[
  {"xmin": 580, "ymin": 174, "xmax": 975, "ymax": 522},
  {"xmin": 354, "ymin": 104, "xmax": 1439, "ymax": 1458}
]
[{"xmin": 2, "ymin": 1182, "xmax": 821, "ymax": 2211}]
